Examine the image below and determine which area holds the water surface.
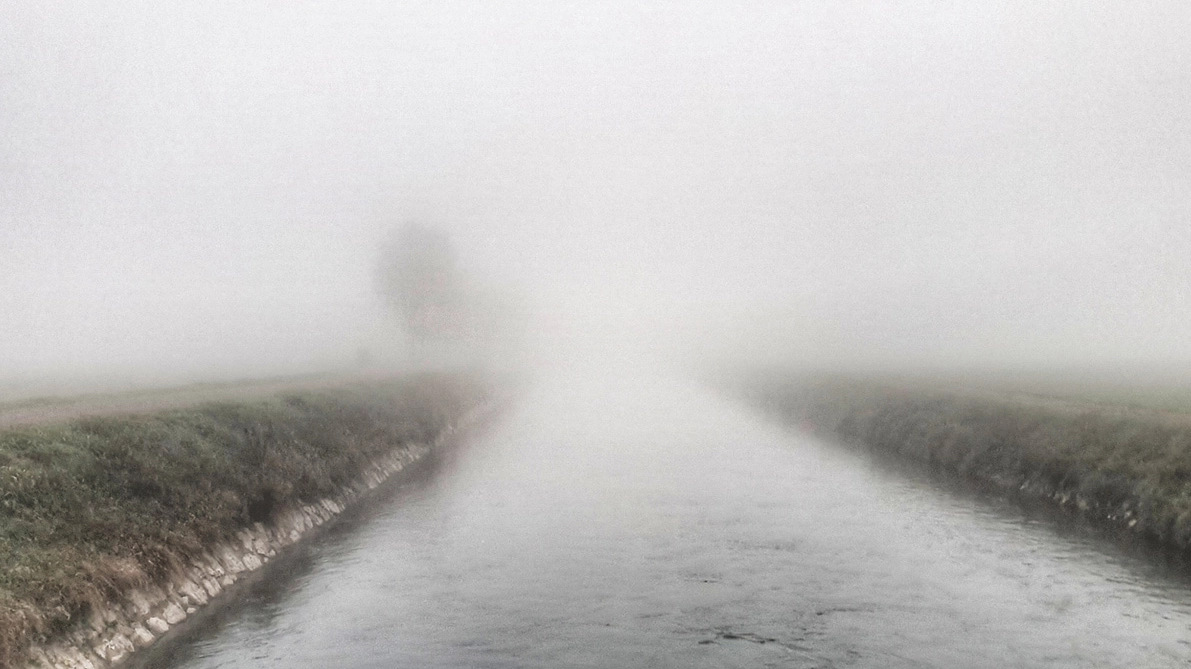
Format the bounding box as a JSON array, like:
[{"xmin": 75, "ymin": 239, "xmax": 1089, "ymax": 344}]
[{"xmin": 135, "ymin": 373, "xmax": 1191, "ymax": 668}]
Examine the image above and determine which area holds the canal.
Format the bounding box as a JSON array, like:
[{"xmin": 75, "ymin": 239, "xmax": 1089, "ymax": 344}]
[{"xmin": 132, "ymin": 372, "xmax": 1191, "ymax": 668}]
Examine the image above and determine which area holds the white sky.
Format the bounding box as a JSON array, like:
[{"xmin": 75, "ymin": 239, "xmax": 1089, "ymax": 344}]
[{"xmin": 2, "ymin": 1, "xmax": 1190, "ymax": 384}]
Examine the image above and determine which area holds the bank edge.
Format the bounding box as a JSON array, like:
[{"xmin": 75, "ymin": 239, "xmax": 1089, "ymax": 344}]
[
  {"xmin": 736, "ymin": 373, "xmax": 1191, "ymax": 554},
  {"xmin": 1, "ymin": 374, "xmax": 490, "ymax": 669}
]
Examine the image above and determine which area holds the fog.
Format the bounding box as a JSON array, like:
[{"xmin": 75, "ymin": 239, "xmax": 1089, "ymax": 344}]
[{"xmin": 3, "ymin": 1, "xmax": 1190, "ymax": 393}]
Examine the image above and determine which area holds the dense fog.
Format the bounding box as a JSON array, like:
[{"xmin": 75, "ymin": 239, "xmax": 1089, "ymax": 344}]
[{"xmin": 3, "ymin": 1, "xmax": 1189, "ymax": 394}]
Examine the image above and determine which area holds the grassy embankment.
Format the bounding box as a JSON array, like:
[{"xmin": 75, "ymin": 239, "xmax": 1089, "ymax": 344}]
[
  {"xmin": 0, "ymin": 374, "xmax": 482, "ymax": 668},
  {"xmin": 736, "ymin": 371, "xmax": 1191, "ymax": 551}
]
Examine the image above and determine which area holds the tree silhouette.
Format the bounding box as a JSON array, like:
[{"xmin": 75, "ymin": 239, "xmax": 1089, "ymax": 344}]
[{"xmin": 376, "ymin": 223, "xmax": 463, "ymax": 350}]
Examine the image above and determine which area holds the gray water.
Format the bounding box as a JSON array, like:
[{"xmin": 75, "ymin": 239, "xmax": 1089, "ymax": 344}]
[{"xmin": 136, "ymin": 373, "xmax": 1191, "ymax": 668}]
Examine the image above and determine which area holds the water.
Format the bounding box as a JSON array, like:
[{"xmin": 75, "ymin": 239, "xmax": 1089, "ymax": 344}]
[{"xmin": 133, "ymin": 373, "xmax": 1191, "ymax": 668}]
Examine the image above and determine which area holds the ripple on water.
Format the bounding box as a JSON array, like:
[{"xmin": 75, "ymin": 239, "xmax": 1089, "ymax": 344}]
[{"xmin": 137, "ymin": 375, "xmax": 1191, "ymax": 669}]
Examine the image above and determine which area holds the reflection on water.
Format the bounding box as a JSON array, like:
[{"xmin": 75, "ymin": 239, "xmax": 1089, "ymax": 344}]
[{"xmin": 134, "ymin": 373, "xmax": 1191, "ymax": 668}]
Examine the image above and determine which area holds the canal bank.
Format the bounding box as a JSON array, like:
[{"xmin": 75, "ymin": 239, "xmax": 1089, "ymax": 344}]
[
  {"xmin": 735, "ymin": 373, "xmax": 1191, "ymax": 554},
  {"xmin": 1, "ymin": 374, "xmax": 488, "ymax": 669},
  {"xmin": 119, "ymin": 372, "xmax": 1191, "ymax": 668}
]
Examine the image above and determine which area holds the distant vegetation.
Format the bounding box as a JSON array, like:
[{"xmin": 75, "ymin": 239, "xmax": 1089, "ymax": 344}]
[
  {"xmin": 841, "ymin": 366, "xmax": 1191, "ymax": 414},
  {"xmin": 734, "ymin": 371, "xmax": 1191, "ymax": 553},
  {"xmin": 375, "ymin": 222, "xmax": 525, "ymax": 363},
  {"xmin": 377, "ymin": 223, "xmax": 466, "ymax": 351},
  {"xmin": 0, "ymin": 374, "xmax": 483, "ymax": 667}
]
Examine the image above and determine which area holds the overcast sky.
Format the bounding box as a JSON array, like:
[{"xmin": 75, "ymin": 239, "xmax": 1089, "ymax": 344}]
[{"xmin": 2, "ymin": 1, "xmax": 1190, "ymax": 386}]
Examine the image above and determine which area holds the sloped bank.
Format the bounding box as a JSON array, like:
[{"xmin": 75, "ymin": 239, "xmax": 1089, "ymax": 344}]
[
  {"xmin": 736, "ymin": 373, "xmax": 1191, "ymax": 553},
  {"xmin": 1, "ymin": 374, "xmax": 489, "ymax": 669}
]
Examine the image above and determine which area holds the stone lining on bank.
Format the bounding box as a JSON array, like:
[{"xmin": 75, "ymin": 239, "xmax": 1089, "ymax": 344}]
[
  {"xmin": 737, "ymin": 374, "xmax": 1191, "ymax": 552},
  {"xmin": 21, "ymin": 414, "xmax": 470, "ymax": 669}
]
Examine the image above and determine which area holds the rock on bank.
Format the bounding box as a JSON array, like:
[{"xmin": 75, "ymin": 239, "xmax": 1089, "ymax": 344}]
[{"xmin": 0, "ymin": 373, "xmax": 488, "ymax": 669}]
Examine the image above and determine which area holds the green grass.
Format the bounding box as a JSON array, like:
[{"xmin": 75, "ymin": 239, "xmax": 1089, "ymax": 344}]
[
  {"xmin": 0, "ymin": 373, "xmax": 483, "ymax": 667},
  {"xmin": 735, "ymin": 371, "xmax": 1191, "ymax": 553}
]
